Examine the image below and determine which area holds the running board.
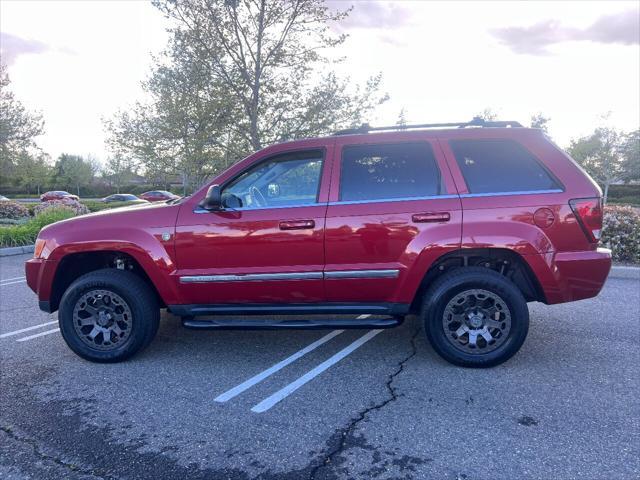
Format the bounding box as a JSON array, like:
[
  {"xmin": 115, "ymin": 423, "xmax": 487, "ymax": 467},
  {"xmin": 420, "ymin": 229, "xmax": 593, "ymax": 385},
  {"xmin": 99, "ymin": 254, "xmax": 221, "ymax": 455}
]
[{"xmin": 182, "ymin": 316, "xmax": 403, "ymax": 330}]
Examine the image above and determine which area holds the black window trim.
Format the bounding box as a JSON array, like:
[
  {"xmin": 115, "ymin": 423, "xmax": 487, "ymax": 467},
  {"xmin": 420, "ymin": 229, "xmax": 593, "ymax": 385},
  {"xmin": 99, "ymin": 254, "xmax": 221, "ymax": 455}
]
[
  {"xmin": 337, "ymin": 141, "xmax": 445, "ymax": 204},
  {"xmin": 449, "ymin": 138, "xmax": 565, "ymax": 195}
]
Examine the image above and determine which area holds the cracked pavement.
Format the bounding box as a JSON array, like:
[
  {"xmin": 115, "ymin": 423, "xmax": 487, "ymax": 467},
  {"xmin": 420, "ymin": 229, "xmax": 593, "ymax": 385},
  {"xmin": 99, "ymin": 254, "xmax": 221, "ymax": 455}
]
[{"xmin": 1, "ymin": 253, "xmax": 639, "ymax": 480}]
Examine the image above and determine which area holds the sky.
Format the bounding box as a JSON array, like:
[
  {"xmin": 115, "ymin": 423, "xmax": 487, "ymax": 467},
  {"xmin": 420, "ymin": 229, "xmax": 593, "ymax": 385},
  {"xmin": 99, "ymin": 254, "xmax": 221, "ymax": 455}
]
[{"xmin": 1, "ymin": 0, "xmax": 639, "ymax": 164}]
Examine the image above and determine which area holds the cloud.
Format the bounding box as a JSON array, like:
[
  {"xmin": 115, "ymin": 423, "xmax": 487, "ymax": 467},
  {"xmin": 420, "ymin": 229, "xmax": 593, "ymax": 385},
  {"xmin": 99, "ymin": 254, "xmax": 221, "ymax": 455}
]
[
  {"xmin": 0, "ymin": 32, "xmax": 49, "ymax": 65},
  {"xmin": 491, "ymin": 8, "xmax": 640, "ymax": 55},
  {"xmin": 327, "ymin": 0, "xmax": 413, "ymax": 31}
]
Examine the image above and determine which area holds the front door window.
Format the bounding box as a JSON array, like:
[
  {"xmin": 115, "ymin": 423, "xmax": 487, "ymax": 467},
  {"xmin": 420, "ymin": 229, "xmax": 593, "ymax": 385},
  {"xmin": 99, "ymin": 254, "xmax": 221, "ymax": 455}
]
[{"xmin": 223, "ymin": 150, "xmax": 323, "ymax": 209}]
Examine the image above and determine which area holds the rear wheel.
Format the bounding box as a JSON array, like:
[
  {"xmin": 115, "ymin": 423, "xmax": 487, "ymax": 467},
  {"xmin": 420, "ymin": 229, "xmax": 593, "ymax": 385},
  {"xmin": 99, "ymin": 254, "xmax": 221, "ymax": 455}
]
[
  {"xmin": 421, "ymin": 267, "xmax": 529, "ymax": 367},
  {"xmin": 58, "ymin": 269, "xmax": 159, "ymax": 363}
]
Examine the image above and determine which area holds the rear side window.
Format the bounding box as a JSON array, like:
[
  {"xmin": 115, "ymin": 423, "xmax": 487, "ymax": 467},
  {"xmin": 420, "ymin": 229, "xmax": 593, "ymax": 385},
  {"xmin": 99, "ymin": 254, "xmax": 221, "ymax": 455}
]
[
  {"xmin": 339, "ymin": 143, "xmax": 441, "ymax": 202},
  {"xmin": 450, "ymin": 139, "xmax": 561, "ymax": 194}
]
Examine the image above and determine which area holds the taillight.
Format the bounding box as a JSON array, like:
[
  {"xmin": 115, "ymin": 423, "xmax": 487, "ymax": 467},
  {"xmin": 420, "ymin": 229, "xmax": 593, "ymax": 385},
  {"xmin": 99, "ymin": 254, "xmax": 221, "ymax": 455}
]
[{"xmin": 569, "ymin": 197, "xmax": 603, "ymax": 243}]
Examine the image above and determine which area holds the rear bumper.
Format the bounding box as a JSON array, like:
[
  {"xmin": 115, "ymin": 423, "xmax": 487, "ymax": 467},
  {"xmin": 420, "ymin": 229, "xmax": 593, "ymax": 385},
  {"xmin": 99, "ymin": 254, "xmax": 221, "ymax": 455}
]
[{"xmin": 529, "ymin": 248, "xmax": 612, "ymax": 304}]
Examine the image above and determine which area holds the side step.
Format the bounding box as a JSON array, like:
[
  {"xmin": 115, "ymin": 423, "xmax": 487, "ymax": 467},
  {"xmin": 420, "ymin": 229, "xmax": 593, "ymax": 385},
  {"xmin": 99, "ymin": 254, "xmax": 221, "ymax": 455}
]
[{"xmin": 182, "ymin": 316, "xmax": 403, "ymax": 330}]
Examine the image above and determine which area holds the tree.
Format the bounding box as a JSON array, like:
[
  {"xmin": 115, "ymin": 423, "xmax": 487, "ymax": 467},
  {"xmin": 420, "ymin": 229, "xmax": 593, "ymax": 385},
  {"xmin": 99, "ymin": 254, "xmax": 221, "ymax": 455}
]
[
  {"xmin": 396, "ymin": 108, "xmax": 408, "ymax": 128},
  {"xmin": 475, "ymin": 108, "xmax": 498, "ymax": 121},
  {"xmin": 530, "ymin": 113, "xmax": 550, "ymax": 134},
  {"xmin": 53, "ymin": 154, "xmax": 98, "ymax": 196},
  {"xmin": 567, "ymin": 127, "xmax": 630, "ymax": 203},
  {"xmin": 0, "ymin": 64, "xmax": 45, "ymax": 181},
  {"xmin": 619, "ymin": 130, "xmax": 639, "ymax": 183},
  {"xmin": 107, "ymin": 0, "xmax": 388, "ymax": 192},
  {"xmin": 13, "ymin": 151, "xmax": 52, "ymax": 195},
  {"xmin": 103, "ymin": 156, "xmax": 137, "ymax": 193}
]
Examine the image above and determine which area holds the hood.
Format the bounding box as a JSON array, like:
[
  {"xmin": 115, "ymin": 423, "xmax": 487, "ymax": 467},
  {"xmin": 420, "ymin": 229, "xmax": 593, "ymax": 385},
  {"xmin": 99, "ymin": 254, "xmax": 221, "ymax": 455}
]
[{"xmin": 38, "ymin": 201, "xmax": 182, "ymax": 241}]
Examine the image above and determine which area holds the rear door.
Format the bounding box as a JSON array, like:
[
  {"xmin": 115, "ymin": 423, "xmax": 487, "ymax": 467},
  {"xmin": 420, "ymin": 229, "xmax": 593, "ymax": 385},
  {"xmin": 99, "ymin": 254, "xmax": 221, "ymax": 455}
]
[{"xmin": 324, "ymin": 135, "xmax": 462, "ymax": 306}]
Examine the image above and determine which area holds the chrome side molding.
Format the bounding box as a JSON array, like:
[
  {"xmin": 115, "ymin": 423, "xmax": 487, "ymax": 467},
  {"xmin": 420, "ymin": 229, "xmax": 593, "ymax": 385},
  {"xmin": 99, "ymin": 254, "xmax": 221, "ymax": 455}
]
[{"xmin": 179, "ymin": 269, "xmax": 400, "ymax": 283}]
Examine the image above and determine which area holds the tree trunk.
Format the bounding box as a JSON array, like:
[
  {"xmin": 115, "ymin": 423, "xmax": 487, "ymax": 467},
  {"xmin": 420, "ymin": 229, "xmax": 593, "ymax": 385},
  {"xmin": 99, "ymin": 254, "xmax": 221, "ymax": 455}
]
[{"xmin": 603, "ymin": 181, "xmax": 609, "ymax": 205}]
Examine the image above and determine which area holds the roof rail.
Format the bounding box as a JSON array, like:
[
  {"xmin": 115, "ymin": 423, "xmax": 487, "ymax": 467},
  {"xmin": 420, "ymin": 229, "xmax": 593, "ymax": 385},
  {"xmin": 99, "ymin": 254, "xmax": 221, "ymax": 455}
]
[{"xmin": 333, "ymin": 117, "xmax": 524, "ymax": 136}]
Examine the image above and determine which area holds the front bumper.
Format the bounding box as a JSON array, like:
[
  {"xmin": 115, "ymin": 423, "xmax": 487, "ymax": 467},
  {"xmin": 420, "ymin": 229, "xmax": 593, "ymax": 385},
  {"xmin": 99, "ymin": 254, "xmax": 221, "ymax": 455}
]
[{"xmin": 25, "ymin": 258, "xmax": 57, "ymax": 312}]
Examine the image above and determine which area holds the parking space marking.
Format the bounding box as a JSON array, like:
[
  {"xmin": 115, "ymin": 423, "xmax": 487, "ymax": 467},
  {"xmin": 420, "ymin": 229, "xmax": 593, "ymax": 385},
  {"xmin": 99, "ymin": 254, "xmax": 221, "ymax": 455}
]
[
  {"xmin": 16, "ymin": 328, "xmax": 60, "ymax": 342},
  {"xmin": 251, "ymin": 329, "xmax": 383, "ymax": 413},
  {"xmin": 1, "ymin": 276, "xmax": 26, "ymax": 282},
  {"xmin": 0, "ymin": 279, "xmax": 26, "ymax": 286},
  {"xmin": 215, "ymin": 329, "xmax": 344, "ymax": 403},
  {"xmin": 0, "ymin": 320, "xmax": 58, "ymax": 339}
]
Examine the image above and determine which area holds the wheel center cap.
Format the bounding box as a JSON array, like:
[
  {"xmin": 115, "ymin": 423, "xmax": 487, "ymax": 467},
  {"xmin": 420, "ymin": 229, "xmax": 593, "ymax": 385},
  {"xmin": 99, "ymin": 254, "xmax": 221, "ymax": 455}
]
[
  {"xmin": 468, "ymin": 313, "xmax": 484, "ymax": 329},
  {"xmin": 97, "ymin": 310, "xmax": 111, "ymax": 327}
]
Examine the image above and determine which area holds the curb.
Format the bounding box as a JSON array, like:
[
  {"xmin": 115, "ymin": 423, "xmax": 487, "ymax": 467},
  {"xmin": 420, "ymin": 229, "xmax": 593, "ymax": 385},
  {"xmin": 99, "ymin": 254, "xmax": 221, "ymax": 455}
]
[
  {"xmin": 0, "ymin": 245, "xmax": 35, "ymax": 257},
  {"xmin": 0, "ymin": 245, "xmax": 638, "ymax": 280},
  {"xmin": 609, "ymin": 265, "xmax": 640, "ymax": 280}
]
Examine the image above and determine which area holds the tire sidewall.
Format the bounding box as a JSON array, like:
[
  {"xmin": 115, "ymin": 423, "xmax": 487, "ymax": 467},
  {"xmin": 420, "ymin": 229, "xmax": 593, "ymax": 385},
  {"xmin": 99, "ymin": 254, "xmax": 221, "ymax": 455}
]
[
  {"xmin": 59, "ymin": 271, "xmax": 155, "ymax": 363},
  {"xmin": 424, "ymin": 271, "xmax": 529, "ymax": 367}
]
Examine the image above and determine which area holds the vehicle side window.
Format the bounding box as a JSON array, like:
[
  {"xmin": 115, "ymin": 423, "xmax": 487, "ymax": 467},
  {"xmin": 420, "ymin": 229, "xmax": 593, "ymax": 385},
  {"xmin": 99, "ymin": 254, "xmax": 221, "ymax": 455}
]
[
  {"xmin": 223, "ymin": 150, "xmax": 323, "ymax": 209},
  {"xmin": 449, "ymin": 139, "xmax": 561, "ymax": 194},
  {"xmin": 339, "ymin": 143, "xmax": 441, "ymax": 202}
]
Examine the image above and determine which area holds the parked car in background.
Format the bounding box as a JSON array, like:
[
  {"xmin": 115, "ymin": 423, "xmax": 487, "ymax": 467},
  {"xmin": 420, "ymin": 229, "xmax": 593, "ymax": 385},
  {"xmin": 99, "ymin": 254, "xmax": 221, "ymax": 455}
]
[
  {"xmin": 40, "ymin": 191, "xmax": 79, "ymax": 202},
  {"xmin": 0, "ymin": 195, "xmax": 9, "ymax": 201},
  {"xmin": 101, "ymin": 194, "xmax": 148, "ymax": 204},
  {"xmin": 26, "ymin": 118, "xmax": 611, "ymax": 366},
  {"xmin": 139, "ymin": 190, "xmax": 179, "ymax": 202}
]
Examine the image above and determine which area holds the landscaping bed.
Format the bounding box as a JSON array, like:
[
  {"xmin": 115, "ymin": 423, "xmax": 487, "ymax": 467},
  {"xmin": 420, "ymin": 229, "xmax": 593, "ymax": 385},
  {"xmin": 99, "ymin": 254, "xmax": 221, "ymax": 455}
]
[{"xmin": 0, "ymin": 199, "xmax": 147, "ymax": 248}]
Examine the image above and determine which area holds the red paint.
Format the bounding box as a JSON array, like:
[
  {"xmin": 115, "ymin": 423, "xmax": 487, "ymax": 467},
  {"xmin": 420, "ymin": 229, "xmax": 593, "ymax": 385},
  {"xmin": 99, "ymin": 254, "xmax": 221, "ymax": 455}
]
[{"xmin": 26, "ymin": 127, "xmax": 611, "ymax": 311}]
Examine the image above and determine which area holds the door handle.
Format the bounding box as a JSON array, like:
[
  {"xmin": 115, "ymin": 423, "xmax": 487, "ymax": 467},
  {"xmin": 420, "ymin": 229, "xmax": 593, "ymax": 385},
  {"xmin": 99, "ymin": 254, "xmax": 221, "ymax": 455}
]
[
  {"xmin": 412, "ymin": 212, "xmax": 451, "ymax": 223},
  {"xmin": 279, "ymin": 220, "xmax": 315, "ymax": 230}
]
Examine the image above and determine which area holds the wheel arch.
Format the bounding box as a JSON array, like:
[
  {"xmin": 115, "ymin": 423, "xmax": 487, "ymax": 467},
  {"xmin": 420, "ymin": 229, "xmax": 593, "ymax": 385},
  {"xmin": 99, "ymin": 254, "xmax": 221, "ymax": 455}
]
[
  {"xmin": 409, "ymin": 247, "xmax": 546, "ymax": 313},
  {"xmin": 48, "ymin": 247, "xmax": 175, "ymax": 312}
]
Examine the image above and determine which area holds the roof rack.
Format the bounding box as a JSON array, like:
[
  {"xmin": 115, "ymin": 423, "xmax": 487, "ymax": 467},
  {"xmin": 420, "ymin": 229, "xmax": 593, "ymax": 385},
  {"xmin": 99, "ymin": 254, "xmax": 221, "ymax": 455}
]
[{"xmin": 333, "ymin": 117, "xmax": 524, "ymax": 136}]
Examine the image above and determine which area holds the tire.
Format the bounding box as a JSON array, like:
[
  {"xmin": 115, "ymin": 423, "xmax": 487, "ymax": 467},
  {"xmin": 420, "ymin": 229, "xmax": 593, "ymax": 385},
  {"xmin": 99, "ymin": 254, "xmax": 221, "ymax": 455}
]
[
  {"xmin": 421, "ymin": 267, "xmax": 529, "ymax": 368},
  {"xmin": 58, "ymin": 269, "xmax": 160, "ymax": 363}
]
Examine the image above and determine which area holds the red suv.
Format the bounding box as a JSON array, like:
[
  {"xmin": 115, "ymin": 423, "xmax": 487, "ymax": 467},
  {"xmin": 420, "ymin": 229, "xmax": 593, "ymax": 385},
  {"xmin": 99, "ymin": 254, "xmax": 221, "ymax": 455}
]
[{"xmin": 25, "ymin": 119, "xmax": 611, "ymax": 366}]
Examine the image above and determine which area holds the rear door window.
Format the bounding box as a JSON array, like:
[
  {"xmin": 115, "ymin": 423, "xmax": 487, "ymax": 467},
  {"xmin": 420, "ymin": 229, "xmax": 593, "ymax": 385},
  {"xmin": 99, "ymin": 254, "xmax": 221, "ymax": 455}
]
[
  {"xmin": 449, "ymin": 139, "xmax": 561, "ymax": 194},
  {"xmin": 339, "ymin": 143, "xmax": 441, "ymax": 202}
]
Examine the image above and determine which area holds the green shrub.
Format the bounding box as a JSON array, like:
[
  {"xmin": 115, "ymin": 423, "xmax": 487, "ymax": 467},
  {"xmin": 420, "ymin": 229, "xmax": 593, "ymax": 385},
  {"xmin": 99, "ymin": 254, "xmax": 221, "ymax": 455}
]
[
  {"xmin": 0, "ymin": 209, "xmax": 75, "ymax": 247},
  {"xmin": 602, "ymin": 205, "xmax": 640, "ymax": 264},
  {"xmin": 34, "ymin": 199, "xmax": 89, "ymax": 216},
  {"xmin": 0, "ymin": 200, "xmax": 29, "ymax": 220}
]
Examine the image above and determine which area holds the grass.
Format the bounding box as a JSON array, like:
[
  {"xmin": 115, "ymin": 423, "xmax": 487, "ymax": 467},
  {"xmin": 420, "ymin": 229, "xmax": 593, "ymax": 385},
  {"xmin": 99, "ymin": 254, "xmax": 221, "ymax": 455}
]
[{"xmin": 0, "ymin": 209, "xmax": 76, "ymax": 247}]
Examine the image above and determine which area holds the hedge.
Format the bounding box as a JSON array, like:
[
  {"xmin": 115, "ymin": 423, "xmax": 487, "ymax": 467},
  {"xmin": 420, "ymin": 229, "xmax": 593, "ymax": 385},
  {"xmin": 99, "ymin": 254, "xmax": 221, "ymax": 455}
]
[
  {"xmin": 601, "ymin": 205, "xmax": 640, "ymax": 264},
  {"xmin": 0, "ymin": 208, "xmax": 76, "ymax": 247}
]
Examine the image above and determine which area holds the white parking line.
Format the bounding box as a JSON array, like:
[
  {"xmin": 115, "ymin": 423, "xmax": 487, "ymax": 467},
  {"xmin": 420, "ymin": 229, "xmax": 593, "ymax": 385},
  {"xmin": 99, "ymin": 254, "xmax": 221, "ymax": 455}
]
[
  {"xmin": 16, "ymin": 328, "xmax": 60, "ymax": 342},
  {"xmin": 0, "ymin": 276, "xmax": 26, "ymax": 282},
  {"xmin": 215, "ymin": 329, "xmax": 344, "ymax": 403},
  {"xmin": 0, "ymin": 279, "xmax": 26, "ymax": 286},
  {"xmin": 251, "ymin": 329, "xmax": 383, "ymax": 413},
  {"xmin": 0, "ymin": 320, "xmax": 58, "ymax": 339}
]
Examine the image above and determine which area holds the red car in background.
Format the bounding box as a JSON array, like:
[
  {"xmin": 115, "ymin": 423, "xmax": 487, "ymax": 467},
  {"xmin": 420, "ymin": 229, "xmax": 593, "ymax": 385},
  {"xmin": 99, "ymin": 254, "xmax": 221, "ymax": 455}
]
[
  {"xmin": 139, "ymin": 190, "xmax": 180, "ymax": 202},
  {"xmin": 40, "ymin": 191, "xmax": 79, "ymax": 202}
]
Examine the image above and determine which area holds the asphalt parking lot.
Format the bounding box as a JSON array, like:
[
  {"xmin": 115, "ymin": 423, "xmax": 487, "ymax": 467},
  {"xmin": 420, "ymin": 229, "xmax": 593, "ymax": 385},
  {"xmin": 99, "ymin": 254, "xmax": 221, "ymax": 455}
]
[{"xmin": 1, "ymin": 253, "xmax": 638, "ymax": 480}]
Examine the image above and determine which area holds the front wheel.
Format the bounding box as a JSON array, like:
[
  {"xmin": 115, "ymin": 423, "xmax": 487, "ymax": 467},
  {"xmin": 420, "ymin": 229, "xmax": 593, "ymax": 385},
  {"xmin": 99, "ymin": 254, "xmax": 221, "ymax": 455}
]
[
  {"xmin": 58, "ymin": 269, "xmax": 159, "ymax": 363},
  {"xmin": 422, "ymin": 267, "xmax": 529, "ymax": 368}
]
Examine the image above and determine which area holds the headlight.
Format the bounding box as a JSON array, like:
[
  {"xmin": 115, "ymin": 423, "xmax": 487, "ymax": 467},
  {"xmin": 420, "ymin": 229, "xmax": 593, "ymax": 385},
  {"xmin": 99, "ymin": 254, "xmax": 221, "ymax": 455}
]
[{"xmin": 34, "ymin": 238, "xmax": 46, "ymax": 258}]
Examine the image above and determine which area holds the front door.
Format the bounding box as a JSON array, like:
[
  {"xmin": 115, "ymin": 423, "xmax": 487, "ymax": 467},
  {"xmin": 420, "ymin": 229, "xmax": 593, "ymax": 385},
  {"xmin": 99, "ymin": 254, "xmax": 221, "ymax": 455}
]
[{"xmin": 174, "ymin": 144, "xmax": 333, "ymax": 305}]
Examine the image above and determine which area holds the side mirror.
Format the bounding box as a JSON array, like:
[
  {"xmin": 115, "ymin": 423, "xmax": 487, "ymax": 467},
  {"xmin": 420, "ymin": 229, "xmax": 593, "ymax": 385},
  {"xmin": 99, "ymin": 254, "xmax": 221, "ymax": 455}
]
[{"xmin": 200, "ymin": 184, "xmax": 222, "ymax": 211}]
